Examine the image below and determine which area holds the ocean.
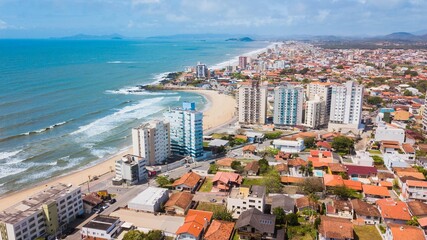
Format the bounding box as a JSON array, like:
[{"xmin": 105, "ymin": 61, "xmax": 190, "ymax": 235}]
[{"xmin": 0, "ymin": 38, "xmax": 268, "ymax": 195}]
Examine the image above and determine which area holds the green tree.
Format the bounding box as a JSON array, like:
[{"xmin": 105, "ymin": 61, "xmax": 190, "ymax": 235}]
[
  {"xmin": 407, "ymin": 216, "xmax": 419, "ymax": 226},
  {"xmin": 372, "ymin": 155, "xmax": 384, "ymax": 166},
  {"xmin": 145, "ymin": 230, "xmax": 164, "ymax": 240},
  {"xmin": 333, "ymin": 185, "xmax": 358, "ymax": 199},
  {"xmin": 331, "ymin": 136, "xmax": 354, "ymax": 154},
  {"xmin": 272, "ymin": 207, "xmax": 286, "ymax": 225},
  {"xmin": 208, "ymin": 164, "xmax": 218, "ymax": 174},
  {"xmin": 285, "ymin": 213, "xmax": 299, "ymax": 226},
  {"xmin": 231, "ymin": 161, "xmax": 244, "ymax": 174},
  {"xmin": 403, "ymin": 89, "xmax": 413, "ymax": 96},
  {"xmin": 264, "ymin": 131, "xmax": 282, "ymax": 139},
  {"xmin": 304, "ymin": 137, "xmax": 316, "ymax": 149},
  {"xmin": 314, "ymin": 217, "xmax": 321, "ymax": 229},
  {"xmin": 367, "ymin": 96, "xmax": 383, "ymax": 105},
  {"xmin": 213, "ymin": 209, "xmax": 233, "ymax": 221},
  {"xmin": 258, "ymin": 158, "xmax": 270, "ymax": 174},
  {"xmin": 261, "ymin": 169, "xmax": 282, "ymax": 194},
  {"xmin": 123, "ymin": 230, "xmax": 143, "ymax": 240},
  {"xmin": 299, "ymin": 177, "xmax": 324, "ymax": 195},
  {"xmin": 265, "ymin": 147, "xmax": 280, "ymax": 157},
  {"xmin": 156, "ymin": 176, "xmax": 170, "ymax": 188}
]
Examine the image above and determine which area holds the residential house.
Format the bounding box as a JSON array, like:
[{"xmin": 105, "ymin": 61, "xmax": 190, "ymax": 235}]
[
  {"xmin": 235, "ymin": 208, "xmax": 276, "ymax": 240},
  {"xmin": 385, "ymin": 223, "xmax": 425, "ymax": 240},
  {"xmin": 216, "ymin": 158, "xmax": 235, "ymax": 171},
  {"xmin": 227, "ymin": 185, "xmax": 266, "ymax": 219},
  {"xmin": 317, "ymin": 141, "xmax": 332, "ymax": 151},
  {"xmin": 407, "ymin": 201, "xmax": 427, "ymax": 218},
  {"xmin": 164, "ymin": 192, "xmax": 193, "ymax": 215},
  {"xmin": 244, "ymin": 161, "xmax": 259, "ymax": 176},
  {"xmin": 380, "ymin": 140, "xmax": 401, "ymax": 154},
  {"xmin": 204, "ymin": 220, "xmax": 235, "ymax": 240},
  {"xmin": 323, "ymin": 174, "xmax": 362, "ymax": 192},
  {"xmin": 82, "ymin": 192, "xmax": 103, "ymax": 214},
  {"xmin": 280, "ymin": 176, "xmax": 304, "ymax": 185},
  {"xmin": 274, "ymin": 163, "xmax": 289, "ymax": 176},
  {"xmin": 345, "ymin": 165, "xmax": 378, "ymax": 179},
  {"xmin": 242, "ymin": 145, "xmax": 257, "ymax": 157},
  {"xmin": 351, "ymin": 199, "xmax": 381, "ymax": 225},
  {"xmin": 318, "ymin": 216, "xmax": 354, "ymax": 240},
  {"xmin": 271, "ymin": 194, "xmax": 296, "ymax": 214},
  {"xmin": 363, "ymin": 185, "xmax": 391, "ymax": 203},
  {"xmin": 402, "ymin": 180, "xmax": 427, "ymax": 201},
  {"xmin": 287, "ymin": 158, "xmax": 307, "ymax": 177},
  {"xmin": 328, "ymin": 163, "xmax": 347, "ymax": 175},
  {"xmin": 172, "ymin": 172, "xmax": 203, "ymax": 192},
  {"xmin": 376, "ymin": 198, "xmax": 411, "ymax": 224},
  {"xmin": 272, "ymin": 138, "xmax": 305, "ymax": 153},
  {"xmin": 296, "ymin": 196, "xmax": 318, "ymax": 212},
  {"xmin": 402, "ymin": 143, "xmax": 416, "ymax": 163},
  {"xmin": 325, "ymin": 200, "xmax": 353, "ymax": 219},
  {"xmin": 176, "ymin": 210, "xmax": 213, "ymax": 240},
  {"xmin": 212, "ymin": 172, "xmax": 243, "ymax": 192},
  {"xmin": 81, "ymin": 215, "xmax": 122, "ymax": 240}
]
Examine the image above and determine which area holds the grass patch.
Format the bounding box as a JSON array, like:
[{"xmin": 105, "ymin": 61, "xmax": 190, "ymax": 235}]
[
  {"xmin": 354, "ymin": 225, "xmax": 382, "ymax": 240},
  {"xmin": 196, "ymin": 202, "xmax": 227, "ymax": 212},
  {"xmin": 241, "ymin": 178, "xmax": 264, "ymax": 187},
  {"xmin": 212, "ymin": 133, "xmax": 229, "ymax": 139},
  {"xmin": 232, "ymin": 232, "xmax": 240, "ymax": 240},
  {"xmin": 369, "ymin": 150, "xmax": 381, "ymax": 154},
  {"xmin": 287, "ymin": 225, "xmax": 317, "ymax": 240},
  {"xmin": 199, "ymin": 178, "xmax": 213, "ymax": 192}
]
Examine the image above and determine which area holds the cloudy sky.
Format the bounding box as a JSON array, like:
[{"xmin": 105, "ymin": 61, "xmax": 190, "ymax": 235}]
[{"xmin": 0, "ymin": 0, "xmax": 426, "ymax": 38}]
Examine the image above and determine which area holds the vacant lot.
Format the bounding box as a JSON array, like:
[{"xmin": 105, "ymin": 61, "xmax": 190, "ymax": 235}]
[
  {"xmin": 354, "ymin": 225, "xmax": 382, "ymax": 240},
  {"xmin": 199, "ymin": 177, "xmax": 213, "ymax": 192},
  {"xmin": 241, "ymin": 178, "xmax": 263, "ymax": 187}
]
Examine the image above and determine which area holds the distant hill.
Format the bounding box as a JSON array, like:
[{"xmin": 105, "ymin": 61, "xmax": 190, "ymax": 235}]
[
  {"xmin": 55, "ymin": 33, "xmax": 125, "ymax": 40},
  {"xmin": 225, "ymin": 37, "xmax": 254, "ymax": 42},
  {"xmin": 383, "ymin": 32, "xmax": 417, "ymax": 40}
]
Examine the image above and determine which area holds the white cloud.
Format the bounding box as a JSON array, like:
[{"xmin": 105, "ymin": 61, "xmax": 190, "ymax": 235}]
[{"xmin": 0, "ymin": 19, "xmax": 10, "ymax": 29}]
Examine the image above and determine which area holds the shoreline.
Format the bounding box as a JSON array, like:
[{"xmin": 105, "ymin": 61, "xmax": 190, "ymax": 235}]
[{"xmin": 0, "ymin": 89, "xmax": 236, "ymax": 210}]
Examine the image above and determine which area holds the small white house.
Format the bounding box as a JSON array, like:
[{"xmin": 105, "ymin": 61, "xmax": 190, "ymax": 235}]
[
  {"xmin": 272, "ymin": 138, "xmax": 305, "ymax": 153},
  {"xmin": 128, "ymin": 187, "xmax": 169, "ymax": 212}
]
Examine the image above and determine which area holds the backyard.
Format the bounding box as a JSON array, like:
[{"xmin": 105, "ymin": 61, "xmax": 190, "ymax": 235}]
[
  {"xmin": 354, "ymin": 225, "xmax": 382, "ymax": 240},
  {"xmin": 199, "ymin": 178, "xmax": 213, "ymax": 192}
]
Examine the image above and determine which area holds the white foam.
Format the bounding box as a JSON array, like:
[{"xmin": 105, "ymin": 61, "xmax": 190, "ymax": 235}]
[
  {"xmin": 105, "ymin": 87, "xmax": 177, "ymax": 96},
  {"xmin": 72, "ymin": 97, "xmax": 166, "ymax": 138},
  {"xmin": 107, "ymin": 61, "xmax": 137, "ymax": 64},
  {"xmin": 0, "ymin": 150, "xmax": 20, "ymax": 161},
  {"xmin": 151, "ymin": 72, "xmax": 170, "ymax": 85},
  {"xmin": 0, "ymin": 165, "xmax": 27, "ymax": 179},
  {"xmin": 90, "ymin": 147, "xmax": 117, "ymax": 159}
]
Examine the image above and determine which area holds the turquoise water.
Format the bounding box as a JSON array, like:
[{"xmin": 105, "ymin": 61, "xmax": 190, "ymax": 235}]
[{"xmin": 0, "ymin": 39, "xmax": 268, "ymax": 194}]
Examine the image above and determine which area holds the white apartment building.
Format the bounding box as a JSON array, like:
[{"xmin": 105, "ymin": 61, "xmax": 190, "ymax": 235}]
[
  {"xmin": 374, "ymin": 122, "xmax": 405, "ymax": 144},
  {"xmin": 164, "ymin": 102, "xmax": 203, "ymax": 159},
  {"xmin": 402, "ymin": 180, "xmax": 427, "ymax": 202},
  {"xmin": 422, "ymin": 92, "xmax": 427, "ymax": 132},
  {"xmin": 304, "ymin": 94, "xmax": 324, "ymax": 129},
  {"xmin": 81, "ymin": 215, "xmax": 122, "ymax": 240},
  {"xmin": 114, "ymin": 154, "xmax": 147, "ymax": 185},
  {"xmin": 307, "ymin": 82, "xmax": 332, "ymax": 126},
  {"xmin": 272, "ymin": 138, "xmax": 305, "ymax": 153},
  {"xmin": 0, "ymin": 183, "xmax": 83, "ymax": 240},
  {"xmin": 273, "ymin": 85, "xmax": 304, "ymax": 126},
  {"xmin": 132, "ymin": 120, "xmax": 170, "ymax": 166},
  {"xmin": 196, "ymin": 62, "xmax": 208, "ymax": 79},
  {"xmin": 237, "ymin": 80, "xmax": 268, "ymax": 125},
  {"xmin": 227, "ymin": 185, "xmax": 266, "ymax": 219},
  {"xmin": 329, "ymin": 81, "xmax": 364, "ymax": 132}
]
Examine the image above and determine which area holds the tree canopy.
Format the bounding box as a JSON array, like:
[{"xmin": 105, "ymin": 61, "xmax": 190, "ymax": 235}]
[
  {"xmin": 331, "ymin": 136, "xmax": 354, "ymax": 154},
  {"xmin": 261, "ymin": 169, "xmax": 282, "ymax": 194},
  {"xmin": 367, "ymin": 96, "xmax": 382, "ymax": 105},
  {"xmin": 123, "ymin": 230, "xmax": 163, "ymax": 240},
  {"xmin": 156, "ymin": 176, "xmax": 171, "ymax": 188}
]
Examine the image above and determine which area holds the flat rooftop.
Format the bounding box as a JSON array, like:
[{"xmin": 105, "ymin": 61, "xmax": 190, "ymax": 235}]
[
  {"xmin": 0, "ymin": 183, "xmax": 80, "ymax": 225},
  {"xmin": 83, "ymin": 215, "xmax": 119, "ymax": 231},
  {"xmin": 229, "ymin": 185, "xmax": 265, "ymax": 199},
  {"xmin": 128, "ymin": 187, "xmax": 168, "ymax": 206}
]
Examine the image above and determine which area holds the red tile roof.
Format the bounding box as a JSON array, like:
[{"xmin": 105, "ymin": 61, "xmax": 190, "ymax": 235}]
[
  {"xmin": 376, "ymin": 199, "xmax": 411, "ymax": 221},
  {"xmin": 204, "ymin": 220, "xmax": 235, "ymax": 240},
  {"xmin": 363, "ymin": 185, "xmax": 390, "ymax": 197},
  {"xmin": 388, "ymin": 223, "xmax": 425, "ymax": 240},
  {"xmin": 172, "ymin": 172, "xmax": 201, "ymax": 188},
  {"xmin": 345, "ymin": 165, "xmax": 378, "ymax": 176},
  {"xmin": 318, "ymin": 216, "xmax": 354, "ymax": 239}
]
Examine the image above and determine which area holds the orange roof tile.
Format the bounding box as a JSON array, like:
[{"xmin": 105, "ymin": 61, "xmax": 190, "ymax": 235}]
[
  {"xmin": 388, "ymin": 223, "xmax": 425, "ymax": 240},
  {"xmin": 379, "ymin": 181, "xmax": 393, "ymax": 187},
  {"xmin": 212, "ymin": 172, "xmax": 242, "ymax": 185},
  {"xmin": 376, "ymin": 199, "xmax": 411, "ymax": 221},
  {"xmin": 242, "ymin": 145, "xmax": 256, "ymax": 152},
  {"xmin": 406, "ymin": 180, "xmax": 427, "ymax": 188},
  {"xmin": 216, "ymin": 157, "xmax": 235, "ymax": 167},
  {"xmin": 363, "ymin": 185, "xmax": 390, "ymax": 197},
  {"xmin": 281, "ymin": 176, "xmax": 304, "ymax": 184},
  {"xmin": 343, "ymin": 180, "xmax": 363, "ymax": 191},
  {"xmin": 319, "ymin": 216, "xmax": 354, "ymax": 239},
  {"xmin": 204, "ymin": 220, "xmax": 235, "ymax": 240},
  {"xmin": 402, "ymin": 143, "xmax": 415, "ymax": 153},
  {"xmin": 172, "ymin": 172, "xmax": 201, "ymax": 188},
  {"xmin": 164, "ymin": 192, "xmax": 193, "ymax": 210}
]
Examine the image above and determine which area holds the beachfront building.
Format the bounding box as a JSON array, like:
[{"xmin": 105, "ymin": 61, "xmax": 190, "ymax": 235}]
[
  {"xmin": 0, "ymin": 183, "xmax": 83, "ymax": 240},
  {"xmin": 164, "ymin": 102, "xmax": 203, "ymax": 159},
  {"xmin": 237, "ymin": 80, "xmax": 268, "ymax": 125},
  {"xmin": 304, "ymin": 94, "xmax": 324, "ymax": 129},
  {"xmin": 239, "ymin": 56, "xmax": 248, "ymax": 69},
  {"xmin": 113, "ymin": 154, "xmax": 147, "ymax": 185},
  {"xmin": 227, "ymin": 185, "xmax": 266, "ymax": 219},
  {"xmin": 328, "ymin": 81, "xmax": 364, "ymax": 132},
  {"xmin": 196, "ymin": 62, "xmax": 208, "ymax": 79},
  {"xmin": 273, "ymin": 85, "xmax": 304, "ymax": 126},
  {"xmin": 307, "ymin": 82, "xmax": 332, "ymax": 126},
  {"xmin": 81, "ymin": 215, "xmax": 122, "ymax": 240},
  {"xmin": 132, "ymin": 120, "xmax": 170, "ymax": 166},
  {"xmin": 128, "ymin": 187, "xmax": 169, "ymax": 213}
]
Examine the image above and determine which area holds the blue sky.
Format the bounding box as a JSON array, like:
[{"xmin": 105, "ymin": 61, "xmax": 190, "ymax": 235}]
[{"xmin": 0, "ymin": 0, "xmax": 426, "ymax": 38}]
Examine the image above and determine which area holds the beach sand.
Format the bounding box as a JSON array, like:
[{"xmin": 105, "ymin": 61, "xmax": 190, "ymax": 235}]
[{"xmin": 0, "ymin": 90, "xmax": 236, "ymax": 210}]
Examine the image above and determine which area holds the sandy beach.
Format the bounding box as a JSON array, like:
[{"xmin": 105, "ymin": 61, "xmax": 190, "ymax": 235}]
[{"xmin": 0, "ymin": 90, "xmax": 236, "ymax": 210}]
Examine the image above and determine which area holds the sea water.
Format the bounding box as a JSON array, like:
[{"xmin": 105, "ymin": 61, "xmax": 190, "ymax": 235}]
[{"xmin": 0, "ymin": 38, "xmax": 268, "ymax": 194}]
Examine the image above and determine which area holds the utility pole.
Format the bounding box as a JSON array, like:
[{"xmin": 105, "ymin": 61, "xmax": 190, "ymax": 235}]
[{"xmin": 87, "ymin": 175, "xmax": 91, "ymax": 193}]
